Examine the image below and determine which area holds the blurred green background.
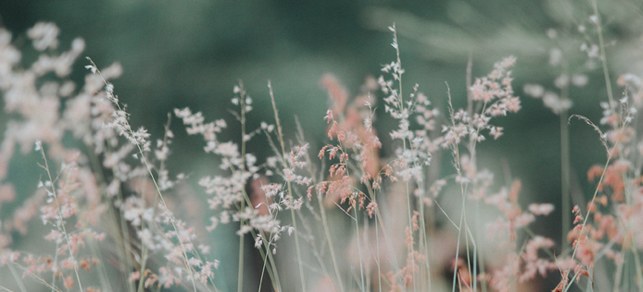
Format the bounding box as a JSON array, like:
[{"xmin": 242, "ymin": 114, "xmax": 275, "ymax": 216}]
[{"xmin": 1, "ymin": 0, "xmax": 640, "ymax": 290}]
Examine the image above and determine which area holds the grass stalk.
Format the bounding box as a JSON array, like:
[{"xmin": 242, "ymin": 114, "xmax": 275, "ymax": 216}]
[
  {"xmin": 238, "ymin": 82, "xmax": 248, "ymax": 292},
  {"xmin": 8, "ymin": 264, "xmax": 27, "ymax": 292},
  {"xmin": 267, "ymin": 81, "xmax": 306, "ymax": 291},
  {"xmin": 560, "ymin": 110, "xmax": 571, "ymax": 249},
  {"xmin": 317, "ymin": 194, "xmax": 344, "ymax": 291},
  {"xmin": 353, "ymin": 207, "xmax": 366, "ymax": 291},
  {"xmin": 37, "ymin": 147, "xmax": 84, "ymax": 292}
]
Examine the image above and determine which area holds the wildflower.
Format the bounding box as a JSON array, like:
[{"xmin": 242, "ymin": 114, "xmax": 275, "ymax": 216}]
[
  {"xmin": 27, "ymin": 22, "xmax": 59, "ymax": 51},
  {"xmin": 528, "ymin": 203, "xmax": 555, "ymax": 216},
  {"xmin": 34, "ymin": 140, "xmax": 42, "ymax": 151}
]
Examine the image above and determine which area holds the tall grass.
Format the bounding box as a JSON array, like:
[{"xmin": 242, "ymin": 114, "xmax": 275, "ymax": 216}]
[{"xmin": 0, "ymin": 3, "xmax": 642, "ymax": 292}]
